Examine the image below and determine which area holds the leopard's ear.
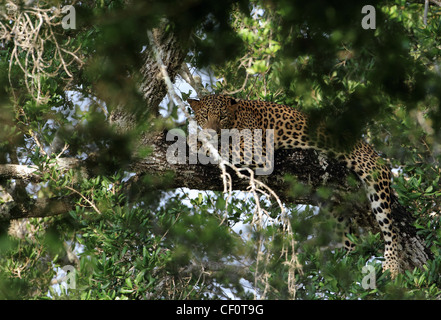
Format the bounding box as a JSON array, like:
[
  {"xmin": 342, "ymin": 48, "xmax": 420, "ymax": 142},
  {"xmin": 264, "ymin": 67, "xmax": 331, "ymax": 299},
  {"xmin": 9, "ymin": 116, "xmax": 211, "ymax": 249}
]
[{"xmin": 187, "ymin": 98, "xmax": 200, "ymax": 112}]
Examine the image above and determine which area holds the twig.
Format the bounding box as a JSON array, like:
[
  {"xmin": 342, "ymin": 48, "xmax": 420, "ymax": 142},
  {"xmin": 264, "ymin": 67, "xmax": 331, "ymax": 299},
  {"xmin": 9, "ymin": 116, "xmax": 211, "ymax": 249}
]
[
  {"xmin": 29, "ymin": 129, "xmax": 48, "ymax": 157},
  {"xmin": 424, "ymin": 0, "xmax": 429, "ymax": 25},
  {"xmin": 64, "ymin": 185, "xmax": 102, "ymax": 215}
]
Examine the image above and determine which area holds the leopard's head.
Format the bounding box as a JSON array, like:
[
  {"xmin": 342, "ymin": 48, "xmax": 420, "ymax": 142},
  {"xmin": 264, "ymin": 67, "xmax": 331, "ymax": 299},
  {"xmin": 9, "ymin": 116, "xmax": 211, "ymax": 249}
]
[{"xmin": 187, "ymin": 94, "xmax": 239, "ymax": 133}]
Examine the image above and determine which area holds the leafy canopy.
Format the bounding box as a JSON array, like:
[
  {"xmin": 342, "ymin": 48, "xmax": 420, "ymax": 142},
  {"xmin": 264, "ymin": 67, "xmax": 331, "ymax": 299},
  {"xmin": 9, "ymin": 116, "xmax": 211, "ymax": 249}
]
[{"xmin": 0, "ymin": 0, "xmax": 441, "ymax": 300}]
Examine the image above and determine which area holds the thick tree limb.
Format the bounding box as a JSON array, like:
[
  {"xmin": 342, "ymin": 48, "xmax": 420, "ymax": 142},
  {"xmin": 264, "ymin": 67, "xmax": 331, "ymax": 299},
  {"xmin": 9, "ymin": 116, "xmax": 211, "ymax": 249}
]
[{"xmin": 130, "ymin": 130, "xmax": 433, "ymax": 271}]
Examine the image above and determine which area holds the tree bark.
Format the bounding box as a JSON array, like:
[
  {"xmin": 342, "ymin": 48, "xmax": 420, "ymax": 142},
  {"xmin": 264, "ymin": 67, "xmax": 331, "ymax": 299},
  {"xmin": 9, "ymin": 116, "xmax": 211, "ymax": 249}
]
[{"xmin": 109, "ymin": 23, "xmax": 188, "ymax": 132}]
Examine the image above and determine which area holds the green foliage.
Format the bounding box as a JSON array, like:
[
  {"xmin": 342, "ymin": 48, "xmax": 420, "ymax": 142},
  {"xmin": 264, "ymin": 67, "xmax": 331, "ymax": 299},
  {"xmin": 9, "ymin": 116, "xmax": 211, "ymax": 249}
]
[{"xmin": 1, "ymin": 0, "xmax": 441, "ymax": 300}]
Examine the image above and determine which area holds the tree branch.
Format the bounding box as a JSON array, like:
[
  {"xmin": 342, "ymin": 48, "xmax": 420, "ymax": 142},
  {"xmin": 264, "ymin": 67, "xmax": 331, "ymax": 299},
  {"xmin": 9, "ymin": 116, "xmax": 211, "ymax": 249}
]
[
  {"xmin": 0, "ymin": 158, "xmax": 81, "ymax": 182},
  {"xmin": 0, "ymin": 128, "xmax": 433, "ymax": 271},
  {"xmin": 129, "ymin": 130, "xmax": 434, "ymax": 271},
  {"xmin": 0, "ymin": 196, "xmax": 74, "ymax": 221}
]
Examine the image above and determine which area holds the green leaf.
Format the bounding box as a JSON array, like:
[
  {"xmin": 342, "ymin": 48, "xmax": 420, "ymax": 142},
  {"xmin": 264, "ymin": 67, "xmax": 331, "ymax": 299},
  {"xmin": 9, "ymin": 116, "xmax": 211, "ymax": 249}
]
[{"xmin": 125, "ymin": 277, "xmax": 133, "ymax": 289}]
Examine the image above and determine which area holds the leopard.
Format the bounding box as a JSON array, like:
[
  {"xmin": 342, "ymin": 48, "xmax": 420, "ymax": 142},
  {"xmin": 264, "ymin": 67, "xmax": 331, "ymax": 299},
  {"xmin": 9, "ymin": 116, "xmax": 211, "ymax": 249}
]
[{"xmin": 187, "ymin": 94, "xmax": 400, "ymax": 278}]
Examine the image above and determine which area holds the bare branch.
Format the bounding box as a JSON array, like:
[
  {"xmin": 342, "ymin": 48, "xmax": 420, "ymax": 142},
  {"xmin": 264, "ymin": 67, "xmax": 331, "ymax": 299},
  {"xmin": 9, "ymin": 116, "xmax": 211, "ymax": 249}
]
[{"xmin": 0, "ymin": 158, "xmax": 83, "ymax": 182}]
